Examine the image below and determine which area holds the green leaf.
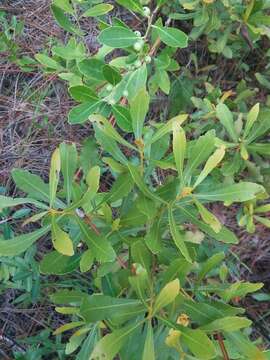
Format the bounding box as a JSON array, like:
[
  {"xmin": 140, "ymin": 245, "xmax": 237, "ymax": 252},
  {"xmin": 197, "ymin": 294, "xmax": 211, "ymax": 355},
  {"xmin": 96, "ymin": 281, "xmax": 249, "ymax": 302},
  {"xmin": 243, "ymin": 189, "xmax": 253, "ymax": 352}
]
[
  {"xmin": 94, "ymin": 125, "xmax": 128, "ymax": 165},
  {"xmin": 82, "ymin": 4, "xmax": 114, "ymax": 17},
  {"xmin": 68, "ymin": 100, "xmax": 102, "ymax": 124},
  {"xmin": 51, "ymin": 5, "xmax": 83, "ymax": 36},
  {"xmin": 130, "ymin": 87, "xmax": 150, "ymax": 139},
  {"xmin": 12, "ymin": 169, "xmax": 50, "ymax": 203},
  {"xmin": 149, "ymin": 114, "xmax": 188, "ymax": 145},
  {"xmin": 50, "ymin": 290, "xmax": 88, "ymax": 305},
  {"xmin": 80, "ymin": 249, "xmax": 94, "ymax": 273},
  {"xmin": 184, "ymin": 131, "xmax": 215, "ymax": 183},
  {"xmin": 153, "ymin": 279, "xmax": 180, "ymax": 314},
  {"xmin": 173, "ymin": 123, "xmax": 186, "ymax": 181},
  {"xmin": 201, "ymin": 316, "xmax": 252, "ymax": 332},
  {"xmin": 219, "ymin": 281, "xmax": 263, "ymax": 302},
  {"xmin": 216, "ymin": 103, "xmax": 238, "ymax": 142},
  {"xmin": 60, "ymin": 142, "xmax": 78, "ymax": 205},
  {"xmin": 142, "ymin": 322, "xmax": 155, "ymax": 360},
  {"xmin": 168, "ymin": 207, "xmax": 192, "ymax": 263},
  {"xmin": 195, "ymin": 182, "xmax": 265, "ymax": 203},
  {"xmin": 243, "ymin": 103, "xmax": 260, "ymax": 139},
  {"xmin": 53, "ymin": 0, "xmax": 74, "ymax": 14},
  {"xmin": 198, "ymin": 252, "xmax": 225, "ymax": 282},
  {"xmin": 194, "ymin": 199, "xmax": 221, "ymax": 233},
  {"xmin": 127, "ymin": 163, "xmax": 165, "ymax": 203},
  {"xmin": 80, "ymin": 295, "xmax": 142, "ymax": 323},
  {"xmin": 152, "ymin": 25, "xmax": 188, "ymax": 48},
  {"xmin": 77, "ymin": 219, "xmax": 116, "ymax": 263},
  {"xmin": 112, "ymin": 105, "xmax": 133, "ymax": 132},
  {"xmin": 98, "ymin": 26, "xmax": 139, "ymax": 48},
  {"xmin": 49, "ymin": 148, "xmax": 61, "ymax": 208},
  {"xmin": 227, "ymin": 332, "xmax": 267, "ymax": 360},
  {"xmin": 51, "ymin": 216, "xmax": 74, "ymax": 256},
  {"xmin": 40, "ymin": 251, "xmax": 80, "ymax": 275},
  {"xmin": 181, "ymin": 328, "xmax": 216, "ymax": 360},
  {"xmin": 0, "ymin": 195, "xmax": 49, "ymax": 210},
  {"xmin": 69, "ymin": 86, "xmax": 98, "ymax": 103},
  {"xmin": 116, "ymin": 0, "xmax": 144, "ymax": 15},
  {"xmin": 103, "ymin": 65, "xmax": 122, "ymax": 85},
  {"xmin": 53, "ymin": 321, "xmax": 84, "ymax": 335},
  {"xmin": 35, "ymin": 53, "xmax": 62, "ymax": 70},
  {"xmin": 176, "ymin": 205, "xmax": 238, "ymax": 244},
  {"xmin": 90, "ymin": 323, "xmax": 141, "ymax": 360},
  {"xmin": 245, "ymin": 109, "xmax": 270, "ymax": 144},
  {"xmin": 0, "ymin": 226, "xmax": 50, "ymax": 256},
  {"xmin": 193, "ymin": 146, "xmax": 225, "ymax": 188}
]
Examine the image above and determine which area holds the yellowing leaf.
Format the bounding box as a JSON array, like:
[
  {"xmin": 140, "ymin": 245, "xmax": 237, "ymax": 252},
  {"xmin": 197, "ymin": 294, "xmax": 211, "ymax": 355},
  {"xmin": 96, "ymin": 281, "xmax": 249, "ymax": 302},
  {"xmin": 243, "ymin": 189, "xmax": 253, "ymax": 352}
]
[
  {"xmin": 49, "ymin": 148, "xmax": 61, "ymax": 208},
  {"xmin": 51, "ymin": 217, "xmax": 74, "ymax": 256},
  {"xmin": 153, "ymin": 279, "xmax": 180, "ymax": 314},
  {"xmin": 194, "ymin": 199, "xmax": 221, "ymax": 233},
  {"xmin": 193, "ymin": 146, "xmax": 225, "ymax": 188},
  {"xmin": 243, "ymin": 103, "xmax": 260, "ymax": 138},
  {"xmin": 173, "ymin": 123, "xmax": 186, "ymax": 181}
]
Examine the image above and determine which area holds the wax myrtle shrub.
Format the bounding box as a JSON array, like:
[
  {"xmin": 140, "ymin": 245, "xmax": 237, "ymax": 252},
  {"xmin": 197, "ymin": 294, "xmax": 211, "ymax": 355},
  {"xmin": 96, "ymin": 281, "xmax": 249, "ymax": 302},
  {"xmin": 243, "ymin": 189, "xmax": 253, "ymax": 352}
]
[{"xmin": 1, "ymin": 0, "xmax": 270, "ymax": 359}]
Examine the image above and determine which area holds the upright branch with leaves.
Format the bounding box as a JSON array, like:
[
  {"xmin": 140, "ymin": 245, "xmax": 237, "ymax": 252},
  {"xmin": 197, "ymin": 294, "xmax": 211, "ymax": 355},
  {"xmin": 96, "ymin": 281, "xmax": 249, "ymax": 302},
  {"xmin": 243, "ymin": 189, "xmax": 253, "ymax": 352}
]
[{"xmin": 1, "ymin": 0, "xmax": 270, "ymax": 359}]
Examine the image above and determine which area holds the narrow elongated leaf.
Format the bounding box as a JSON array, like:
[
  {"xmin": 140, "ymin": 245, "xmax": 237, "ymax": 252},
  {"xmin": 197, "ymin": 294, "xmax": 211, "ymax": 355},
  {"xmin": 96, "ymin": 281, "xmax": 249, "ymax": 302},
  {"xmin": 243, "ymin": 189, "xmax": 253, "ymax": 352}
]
[
  {"xmin": 201, "ymin": 316, "xmax": 252, "ymax": 332},
  {"xmin": 53, "ymin": 321, "xmax": 84, "ymax": 335},
  {"xmin": 130, "ymin": 88, "xmax": 150, "ymax": 139},
  {"xmin": 227, "ymin": 332, "xmax": 267, "ymax": 360},
  {"xmin": 0, "ymin": 226, "xmax": 50, "ymax": 256},
  {"xmin": 142, "ymin": 322, "xmax": 155, "ymax": 360},
  {"xmin": 127, "ymin": 163, "xmax": 165, "ymax": 203},
  {"xmin": 173, "ymin": 123, "xmax": 186, "ymax": 181},
  {"xmin": 184, "ymin": 131, "xmax": 215, "ymax": 183},
  {"xmin": 90, "ymin": 323, "xmax": 141, "ymax": 360},
  {"xmin": 168, "ymin": 207, "xmax": 192, "ymax": 263},
  {"xmin": 80, "ymin": 295, "xmax": 141, "ymax": 323},
  {"xmin": 94, "ymin": 125, "xmax": 128, "ymax": 165},
  {"xmin": 60, "ymin": 143, "xmax": 78, "ymax": 205},
  {"xmin": 149, "ymin": 114, "xmax": 188, "ymax": 145},
  {"xmin": 245, "ymin": 109, "xmax": 270, "ymax": 144},
  {"xmin": 51, "ymin": 5, "xmax": 83, "ymax": 35},
  {"xmin": 12, "ymin": 169, "xmax": 50, "ymax": 203},
  {"xmin": 181, "ymin": 328, "xmax": 216, "ymax": 360},
  {"xmin": 176, "ymin": 205, "xmax": 238, "ymax": 244},
  {"xmin": 77, "ymin": 219, "xmax": 116, "ymax": 263},
  {"xmin": 193, "ymin": 146, "xmax": 225, "ymax": 188},
  {"xmin": 198, "ymin": 252, "xmax": 225, "ymax": 282},
  {"xmin": 35, "ymin": 53, "xmax": 62, "ymax": 70},
  {"xmin": 194, "ymin": 199, "xmax": 221, "ymax": 233},
  {"xmin": 195, "ymin": 182, "xmax": 265, "ymax": 203},
  {"xmin": 243, "ymin": 103, "xmax": 260, "ymax": 139},
  {"xmin": 216, "ymin": 103, "xmax": 238, "ymax": 142},
  {"xmin": 152, "ymin": 25, "xmax": 188, "ymax": 48},
  {"xmin": 98, "ymin": 26, "xmax": 138, "ymax": 48},
  {"xmin": 153, "ymin": 279, "xmax": 180, "ymax": 313},
  {"xmin": 49, "ymin": 148, "xmax": 61, "ymax": 208},
  {"xmin": 40, "ymin": 251, "xmax": 80, "ymax": 275},
  {"xmin": 0, "ymin": 195, "xmax": 48, "ymax": 210}
]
